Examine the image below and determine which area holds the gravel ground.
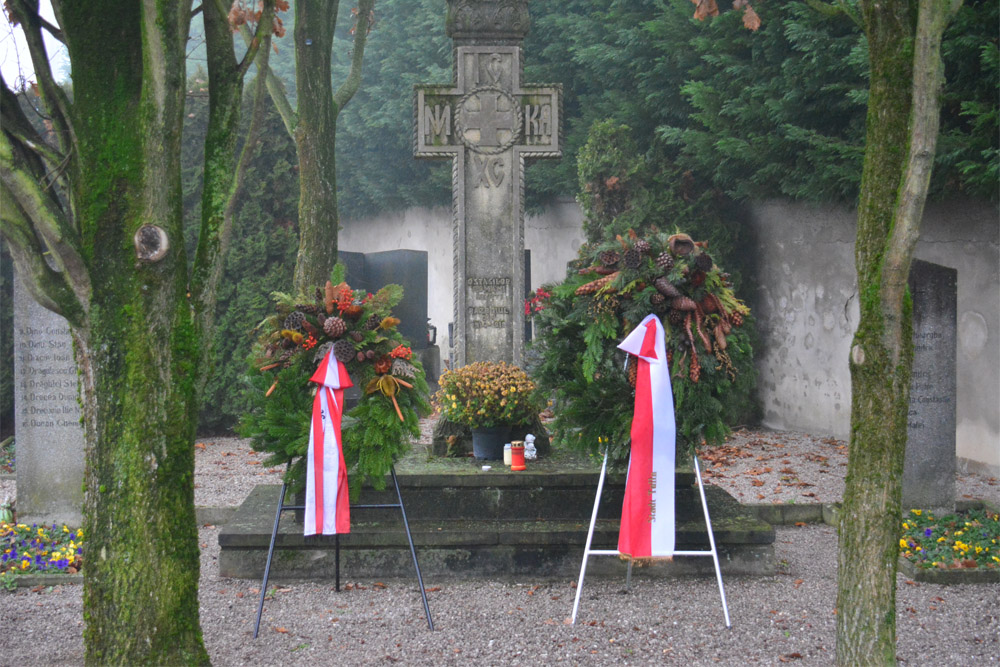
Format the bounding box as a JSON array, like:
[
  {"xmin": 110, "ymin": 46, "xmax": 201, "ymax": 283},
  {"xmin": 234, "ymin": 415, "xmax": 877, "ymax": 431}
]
[{"xmin": 1, "ymin": 428, "xmax": 998, "ymax": 665}]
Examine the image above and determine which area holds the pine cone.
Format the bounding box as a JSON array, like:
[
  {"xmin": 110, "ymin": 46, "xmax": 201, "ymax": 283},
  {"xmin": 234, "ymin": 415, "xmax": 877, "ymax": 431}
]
[
  {"xmin": 654, "ymin": 277, "xmax": 681, "ymax": 298},
  {"xmin": 623, "ymin": 247, "xmax": 642, "ymax": 270},
  {"xmin": 694, "ymin": 252, "xmax": 713, "ymax": 272},
  {"xmin": 333, "ymin": 339, "xmax": 355, "ymax": 363},
  {"xmin": 278, "ymin": 349, "xmax": 294, "ymax": 366},
  {"xmin": 350, "ymin": 331, "xmax": 364, "ymax": 342},
  {"xmin": 366, "ymin": 313, "xmax": 381, "ymax": 330},
  {"xmin": 731, "ymin": 311, "xmax": 744, "ymax": 326},
  {"xmin": 323, "ymin": 316, "xmax": 347, "ymax": 338},
  {"xmin": 627, "ymin": 355, "xmax": 638, "ymax": 387},
  {"xmin": 356, "ymin": 351, "xmax": 367, "ymax": 363},
  {"xmin": 392, "ymin": 358, "xmax": 417, "ymax": 379},
  {"xmin": 667, "ymin": 309, "xmax": 686, "ymax": 326},
  {"xmin": 598, "ymin": 249, "xmax": 621, "ymax": 267},
  {"xmin": 295, "ymin": 304, "xmax": 320, "ymax": 314},
  {"xmin": 283, "ymin": 311, "xmax": 306, "ymax": 331},
  {"xmin": 671, "ymin": 296, "xmax": 698, "ymax": 311},
  {"xmin": 575, "ymin": 272, "xmax": 619, "ymax": 296},
  {"xmin": 650, "ymin": 293, "xmax": 666, "ymax": 306},
  {"xmin": 656, "ymin": 252, "xmax": 674, "ymax": 272},
  {"xmin": 634, "ymin": 239, "xmax": 651, "ymax": 255}
]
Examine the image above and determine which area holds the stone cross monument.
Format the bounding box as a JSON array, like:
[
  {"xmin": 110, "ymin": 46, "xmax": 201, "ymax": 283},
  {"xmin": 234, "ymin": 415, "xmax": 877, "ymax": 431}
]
[{"xmin": 415, "ymin": 0, "xmax": 560, "ymax": 366}]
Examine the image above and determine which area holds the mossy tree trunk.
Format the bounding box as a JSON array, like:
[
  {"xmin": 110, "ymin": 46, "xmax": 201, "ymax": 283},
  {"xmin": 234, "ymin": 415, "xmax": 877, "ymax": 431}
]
[
  {"xmin": 835, "ymin": 0, "xmax": 960, "ymax": 663},
  {"xmin": 0, "ymin": 1, "xmax": 273, "ymax": 663},
  {"xmin": 254, "ymin": 0, "xmax": 375, "ymax": 293}
]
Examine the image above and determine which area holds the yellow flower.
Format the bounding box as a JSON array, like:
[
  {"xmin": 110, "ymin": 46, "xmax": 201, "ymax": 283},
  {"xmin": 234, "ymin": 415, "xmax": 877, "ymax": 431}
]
[
  {"xmin": 910, "ymin": 509, "xmax": 922, "ymax": 516},
  {"xmin": 76, "ymin": 529, "xmax": 84, "ymax": 538},
  {"xmin": 62, "ymin": 525, "xmax": 70, "ymax": 533},
  {"xmin": 937, "ymin": 537, "xmax": 946, "ymax": 543},
  {"xmin": 955, "ymin": 531, "xmax": 964, "ymax": 536},
  {"xmin": 21, "ymin": 560, "xmax": 29, "ymax": 569},
  {"xmin": 902, "ymin": 522, "xmax": 909, "ymax": 530},
  {"xmin": 975, "ymin": 546, "xmax": 983, "ymax": 554},
  {"xmin": 899, "ymin": 538, "xmax": 908, "ymax": 549}
]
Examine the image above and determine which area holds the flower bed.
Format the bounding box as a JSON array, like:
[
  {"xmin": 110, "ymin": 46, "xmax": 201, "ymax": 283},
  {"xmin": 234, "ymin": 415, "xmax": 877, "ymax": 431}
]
[
  {"xmin": 1, "ymin": 521, "xmax": 84, "ymax": 588},
  {"xmin": 899, "ymin": 507, "xmax": 999, "ymax": 571}
]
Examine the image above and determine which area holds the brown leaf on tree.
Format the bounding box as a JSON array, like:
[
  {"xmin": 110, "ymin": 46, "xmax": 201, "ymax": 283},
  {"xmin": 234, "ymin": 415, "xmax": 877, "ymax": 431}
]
[
  {"xmin": 692, "ymin": 0, "xmax": 720, "ymax": 21},
  {"xmin": 742, "ymin": 6, "xmax": 762, "ymax": 31}
]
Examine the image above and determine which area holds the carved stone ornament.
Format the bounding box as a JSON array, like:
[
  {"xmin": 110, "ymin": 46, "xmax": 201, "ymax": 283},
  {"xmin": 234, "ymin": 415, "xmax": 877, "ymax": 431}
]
[
  {"xmin": 133, "ymin": 224, "xmax": 169, "ymax": 262},
  {"xmin": 446, "ymin": 0, "xmax": 530, "ymax": 40},
  {"xmin": 454, "ymin": 85, "xmax": 524, "ymax": 155}
]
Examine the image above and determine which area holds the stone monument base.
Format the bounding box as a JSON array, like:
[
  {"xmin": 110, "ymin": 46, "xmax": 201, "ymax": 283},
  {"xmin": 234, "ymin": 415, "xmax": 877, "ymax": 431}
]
[{"xmin": 218, "ymin": 471, "xmax": 774, "ymax": 580}]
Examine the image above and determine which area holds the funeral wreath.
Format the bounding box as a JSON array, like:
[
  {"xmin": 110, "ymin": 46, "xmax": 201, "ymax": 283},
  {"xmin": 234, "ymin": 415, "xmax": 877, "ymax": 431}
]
[
  {"xmin": 530, "ymin": 230, "xmax": 756, "ymax": 468},
  {"xmin": 240, "ymin": 265, "xmax": 431, "ymax": 496}
]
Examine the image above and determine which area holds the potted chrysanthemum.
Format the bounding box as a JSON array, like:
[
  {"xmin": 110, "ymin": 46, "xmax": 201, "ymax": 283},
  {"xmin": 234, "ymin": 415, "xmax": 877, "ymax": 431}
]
[{"xmin": 435, "ymin": 362, "xmax": 542, "ymax": 460}]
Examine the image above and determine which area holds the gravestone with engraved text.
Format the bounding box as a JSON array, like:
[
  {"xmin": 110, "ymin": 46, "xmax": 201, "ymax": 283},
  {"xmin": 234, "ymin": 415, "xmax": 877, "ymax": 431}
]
[
  {"xmin": 903, "ymin": 259, "xmax": 956, "ymax": 511},
  {"xmin": 13, "ymin": 273, "xmax": 85, "ymax": 526},
  {"xmin": 415, "ymin": 0, "xmax": 560, "ymax": 366}
]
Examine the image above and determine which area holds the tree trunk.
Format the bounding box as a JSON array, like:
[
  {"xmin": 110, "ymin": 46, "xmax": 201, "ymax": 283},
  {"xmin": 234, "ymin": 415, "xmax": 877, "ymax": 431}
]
[
  {"xmin": 55, "ymin": 3, "xmax": 211, "ymax": 664},
  {"xmin": 290, "ymin": 0, "xmax": 374, "ymax": 293},
  {"xmin": 836, "ymin": 0, "xmax": 958, "ymax": 663},
  {"xmin": 292, "ymin": 0, "xmax": 342, "ymax": 292}
]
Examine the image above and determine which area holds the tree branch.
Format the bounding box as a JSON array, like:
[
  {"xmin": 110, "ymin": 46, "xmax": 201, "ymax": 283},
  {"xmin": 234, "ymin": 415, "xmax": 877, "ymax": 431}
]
[
  {"xmin": 237, "ymin": 0, "xmax": 275, "ymax": 76},
  {"xmin": 332, "ymin": 0, "xmax": 375, "ymax": 111},
  {"xmin": 880, "ymin": 0, "xmax": 962, "ymax": 361},
  {"xmin": 0, "ymin": 184, "xmax": 86, "ymax": 324},
  {"xmin": 11, "ymin": 0, "xmax": 78, "ymax": 166},
  {"xmin": 237, "ymin": 21, "xmax": 297, "ymax": 137}
]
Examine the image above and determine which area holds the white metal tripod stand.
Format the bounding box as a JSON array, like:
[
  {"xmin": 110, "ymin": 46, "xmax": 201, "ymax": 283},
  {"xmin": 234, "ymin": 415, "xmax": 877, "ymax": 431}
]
[{"xmin": 570, "ymin": 451, "xmax": 731, "ymax": 627}]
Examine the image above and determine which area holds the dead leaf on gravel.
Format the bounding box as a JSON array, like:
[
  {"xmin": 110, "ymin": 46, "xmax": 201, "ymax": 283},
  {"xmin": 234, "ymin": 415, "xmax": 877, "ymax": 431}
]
[
  {"xmin": 780, "ymin": 468, "xmax": 796, "ymax": 475},
  {"xmin": 374, "ymin": 582, "xmax": 387, "ymax": 589},
  {"xmin": 275, "ymin": 627, "xmax": 289, "ymax": 634},
  {"xmin": 751, "ymin": 480, "xmax": 765, "ymax": 487},
  {"xmin": 425, "ymin": 587, "xmax": 441, "ymax": 592},
  {"xmin": 793, "ymin": 579, "xmax": 804, "ymax": 588},
  {"xmin": 779, "ymin": 653, "xmax": 803, "ymax": 661},
  {"xmin": 794, "ymin": 522, "xmax": 808, "ymax": 527},
  {"xmin": 757, "ymin": 493, "xmax": 766, "ymax": 499},
  {"xmin": 563, "ymin": 617, "xmax": 573, "ymax": 625}
]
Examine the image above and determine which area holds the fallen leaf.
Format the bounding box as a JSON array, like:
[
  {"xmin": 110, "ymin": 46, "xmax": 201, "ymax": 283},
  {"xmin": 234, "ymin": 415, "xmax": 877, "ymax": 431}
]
[
  {"xmin": 794, "ymin": 579, "xmax": 804, "ymax": 589},
  {"xmin": 275, "ymin": 627, "xmax": 289, "ymax": 634},
  {"xmin": 195, "ymin": 443, "xmax": 207, "ymax": 450},
  {"xmin": 757, "ymin": 493, "xmax": 766, "ymax": 500},
  {"xmin": 374, "ymin": 582, "xmax": 387, "ymax": 589},
  {"xmin": 236, "ymin": 592, "xmax": 244, "ymax": 598},
  {"xmin": 794, "ymin": 522, "xmax": 807, "ymax": 527},
  {"xmin": 751, "ymin": 480, "xmax": 765, "ymax": 487},
  {"xmin": 904, "ymin": 580, "xmax": 918, "ymax": 586},
  {"xmin": 425, "ymin": 587, "xmax": 441, "ymax": 593}
]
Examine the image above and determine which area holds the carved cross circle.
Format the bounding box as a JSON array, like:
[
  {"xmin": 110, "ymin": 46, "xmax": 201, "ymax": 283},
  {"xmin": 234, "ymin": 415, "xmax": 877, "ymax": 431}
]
[{"xmin": 455, "ymin": 85, "xmax": 523, "ymax": 155}]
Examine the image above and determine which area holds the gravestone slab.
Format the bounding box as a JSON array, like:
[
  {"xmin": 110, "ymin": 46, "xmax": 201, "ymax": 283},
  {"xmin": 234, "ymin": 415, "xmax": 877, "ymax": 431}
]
[
  {"xmin": 903, "ymin": 259, "xmax": 956, "ymax": 511},
  {"xmin": 415, "ymin": 0, "xmax": 560, "ymax": 366},
  {"xmin": 340, "ymin": 249, "xmax": 429, "ymax": 350},
  {"xmin": 13, "ymin": 273, "xmax": 84, "ymax": 526}
]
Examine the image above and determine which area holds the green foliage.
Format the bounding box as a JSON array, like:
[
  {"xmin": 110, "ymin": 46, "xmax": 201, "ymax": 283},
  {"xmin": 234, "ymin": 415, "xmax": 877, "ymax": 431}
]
[
  {"xmin": 531, "ymin": 229, "xmax": 757, "ymax": 470},
  {"xmin": 899, "ymin": 507, "xmax": 1000, "ymax": 570},
  {"xmin": 239, "ymin": 275, "xmax": 431, "ymax": 496},
  {"xmin": 181, "ymin": 72, "xmax": 301, "ymax": 432}
]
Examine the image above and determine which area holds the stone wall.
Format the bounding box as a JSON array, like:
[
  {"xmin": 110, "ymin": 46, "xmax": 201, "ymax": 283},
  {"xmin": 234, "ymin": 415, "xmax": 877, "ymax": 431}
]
[{"xmin": 340, "ymin": 197, "xmax": 998, "ymax": 472}]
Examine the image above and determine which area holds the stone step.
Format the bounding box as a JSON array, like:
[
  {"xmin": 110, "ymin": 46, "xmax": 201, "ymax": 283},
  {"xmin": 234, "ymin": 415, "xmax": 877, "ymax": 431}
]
[{"xmin": 219, "ymin": 477, "xmax": 775, "ymax": 581}]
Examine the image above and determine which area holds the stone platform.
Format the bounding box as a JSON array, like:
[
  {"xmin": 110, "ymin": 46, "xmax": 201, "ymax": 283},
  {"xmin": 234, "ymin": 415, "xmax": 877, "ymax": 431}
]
[{"xmin": 219, "ymin": 471, "xmax": 775, "ymax": 581}]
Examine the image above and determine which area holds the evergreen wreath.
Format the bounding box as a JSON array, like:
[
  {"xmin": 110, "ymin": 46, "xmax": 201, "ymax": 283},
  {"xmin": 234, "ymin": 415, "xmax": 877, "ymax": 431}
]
[
  {"xmin": 239, "ymin": 264, "xmax": 431, "ymax": 498},
  {"xmin": 530, "ymin": 230, "xmax": 756, "ymax": 470}
]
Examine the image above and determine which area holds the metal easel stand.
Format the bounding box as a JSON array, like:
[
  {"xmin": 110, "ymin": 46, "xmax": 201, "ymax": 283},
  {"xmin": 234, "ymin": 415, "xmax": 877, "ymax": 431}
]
[
  {"xmin": 253, "ymin": 463, "xmax": 434, "ymax": 638},
  {"xmin": 570, "ymin": 452, "xmax": 731, "ymax": 628}
]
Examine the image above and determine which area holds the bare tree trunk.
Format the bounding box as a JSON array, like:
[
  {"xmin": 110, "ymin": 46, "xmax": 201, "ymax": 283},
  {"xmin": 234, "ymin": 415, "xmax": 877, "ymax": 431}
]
[{"xmin": 836, "ymin": 0, "xmax": 960, "ymax": 663}]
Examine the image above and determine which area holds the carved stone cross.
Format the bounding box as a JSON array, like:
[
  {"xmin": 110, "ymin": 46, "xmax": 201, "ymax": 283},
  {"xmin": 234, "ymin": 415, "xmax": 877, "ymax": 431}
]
[{"xmin": 415, "ymin": 0, "xmax": 560, "ymax": 367}]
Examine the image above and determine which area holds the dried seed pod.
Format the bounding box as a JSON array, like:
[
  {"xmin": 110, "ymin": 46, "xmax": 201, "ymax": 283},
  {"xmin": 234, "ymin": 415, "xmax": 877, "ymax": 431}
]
[
  {"xmin": 694, "ymin": 252, "xmax": 713, "ymax": 272},
  {"xmin": 333, "ymin": 339, "xmax": 355, "ymax": 363},
  {"xmin": 283, "ymin": 311, "xmax": 306, "ymax": 331},
  {"xmin": 598, "ymin": 249, "xmax": 621, "ymax": 267},
  {"xmin": 667, "ymin": 233, "xmax": 695, "ymax": 256}
]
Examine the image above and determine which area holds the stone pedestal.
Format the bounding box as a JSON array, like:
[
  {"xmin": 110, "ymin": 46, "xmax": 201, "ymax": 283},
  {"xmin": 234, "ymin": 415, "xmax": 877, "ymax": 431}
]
[
  {"xmin": 903, "ymin": 260, "xmax": 957, "ymax": 512},
  {"xmin": 13, "ymin": 273, "xmax": 84, "ymax": 527}
]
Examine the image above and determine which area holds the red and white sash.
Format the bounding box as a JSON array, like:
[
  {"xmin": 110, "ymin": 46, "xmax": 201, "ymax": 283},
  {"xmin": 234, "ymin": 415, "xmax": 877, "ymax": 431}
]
[
  {"xmin": 617, "ymin": 314, "xmax": 676, "ymax": 559},
  {"xmin": 304, "ymin": 350, "xmax": 353, "ymax": 536}
]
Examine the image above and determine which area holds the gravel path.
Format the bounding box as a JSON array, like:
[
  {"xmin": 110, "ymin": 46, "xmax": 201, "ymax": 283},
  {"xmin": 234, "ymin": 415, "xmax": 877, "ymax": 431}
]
[{"xmin": 1, "ymin": 428, "xmax": 998, "ymax": 665}]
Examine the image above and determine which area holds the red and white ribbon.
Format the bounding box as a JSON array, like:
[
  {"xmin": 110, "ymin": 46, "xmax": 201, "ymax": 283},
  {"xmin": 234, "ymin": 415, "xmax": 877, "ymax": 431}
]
[
  {"xmin": 304, "ymin": 350, "xmax": 353, "ymax": 536},
  {"xmin": 617, "ymin": 314, "xmax": 676, "ymax": 559}
]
